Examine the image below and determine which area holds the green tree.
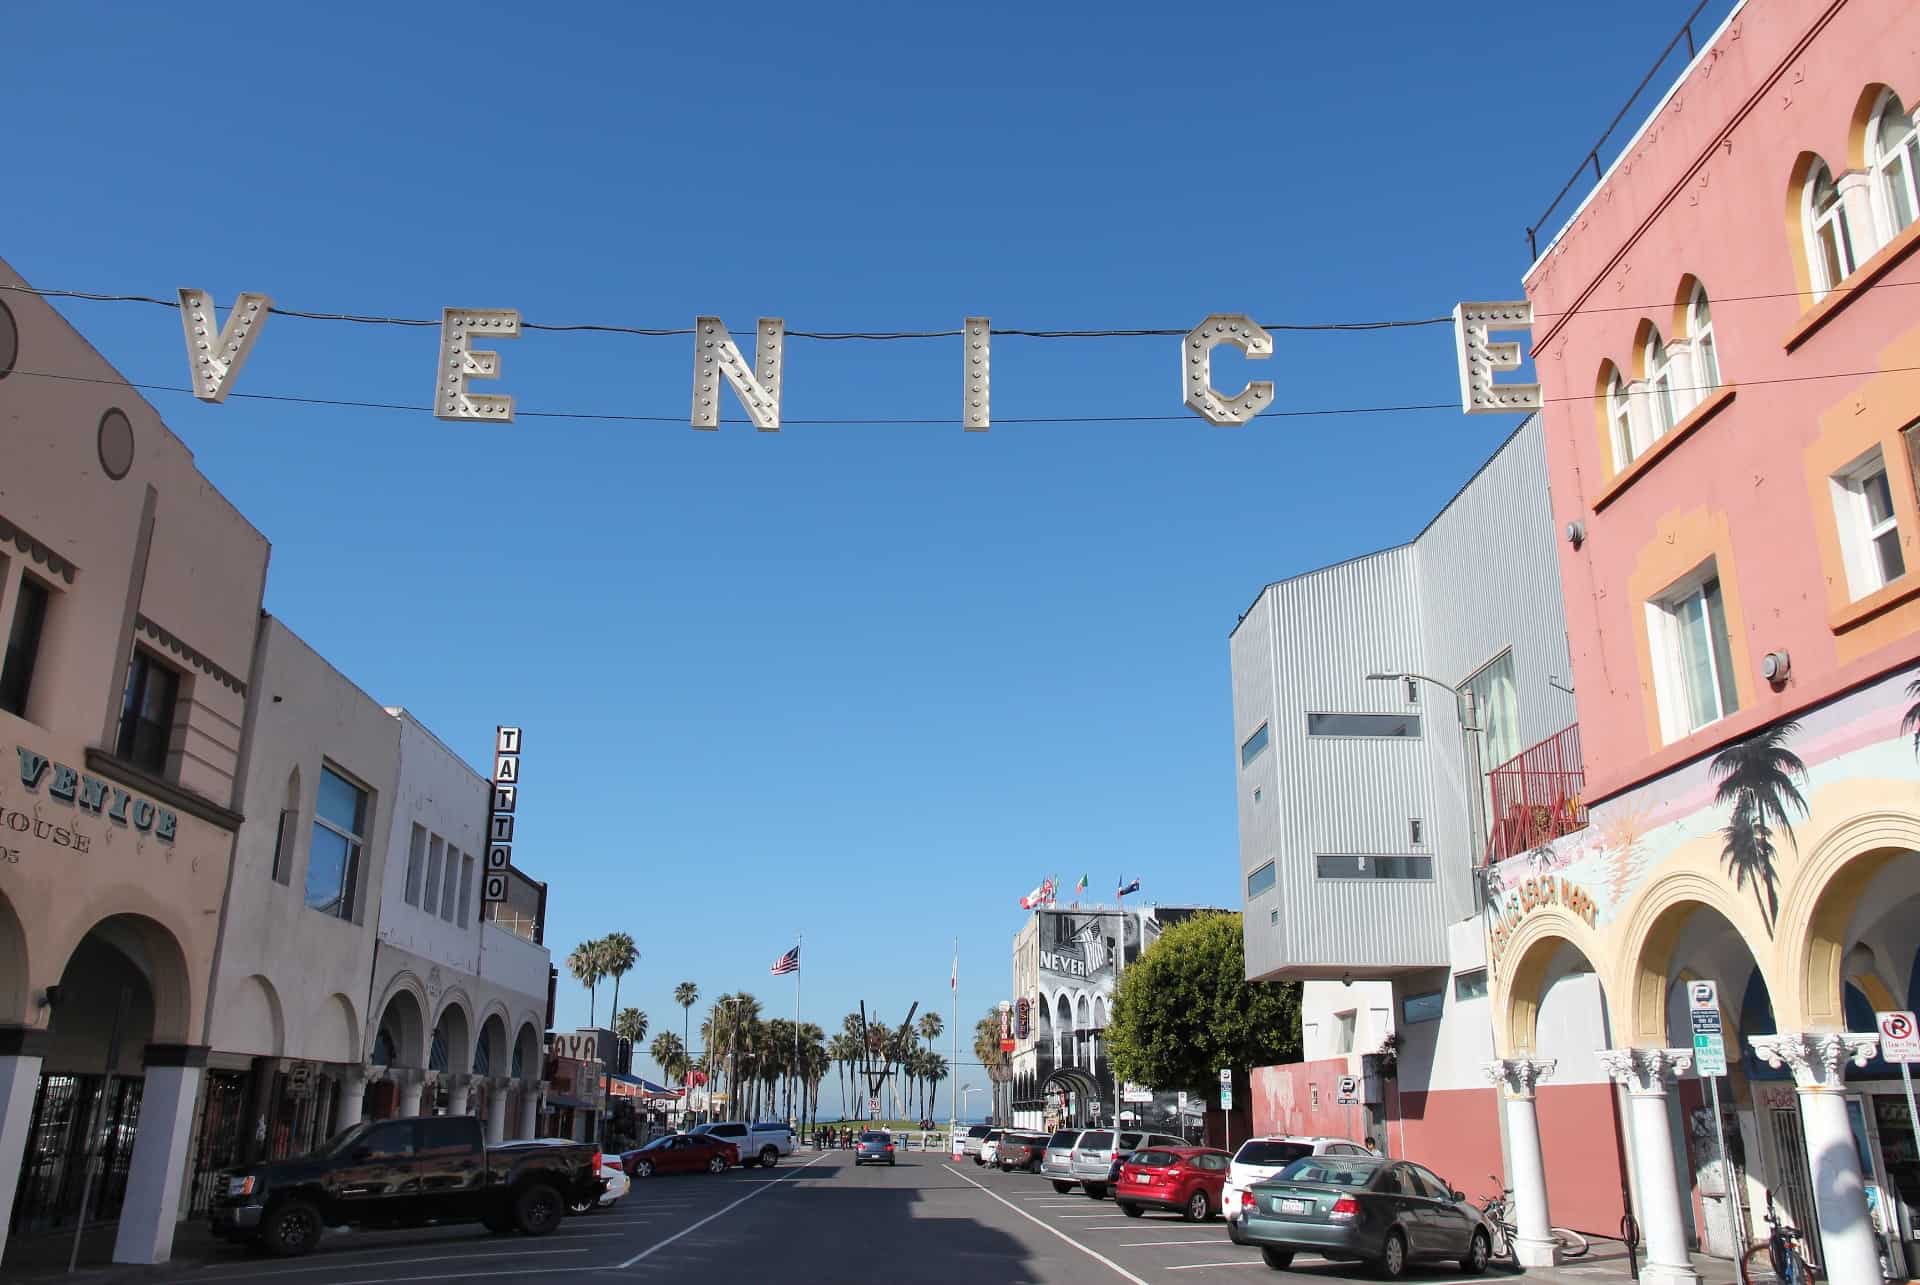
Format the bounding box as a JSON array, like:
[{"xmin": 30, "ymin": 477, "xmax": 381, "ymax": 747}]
[
  {"xmin": 567, "ymin": 939, "xmax": 608, "ymax": 1025},
  {"xmin": 602, "ymin": 932, "xmax": 639, "ymax": 1020},
  {"xmin": 650, "ymin": 1031, "xmax": 687, "ymax": 1087},
  {"xmin": 1902, "ymin": 679, "xmax": 1920, "ymax": 754},
  {"xmin": 613, "ymin": 1007, "xmax": 648, "ymax": 1072},
  {"xmin": 674, "ymin": 981, "xmax": 699, "ymax": 1114},
  {"xmin": 924, "ymin": 1051, "xmax": 948, "ymax": 1119},
  {"xmin": 1712, "ymin": 719, "xmax": 1808, "ymax": 934},
  {"xmin": 973, "ymin": 1008, "xmax": 1010, "ymax": 1123},
  {"xmin": 917, "ymin": 1011, "xmax": 944, "ymax": 1056},
  {"xmin": 1106, "ymin": 912, "xmax": 1301, "ymax": 1098}
]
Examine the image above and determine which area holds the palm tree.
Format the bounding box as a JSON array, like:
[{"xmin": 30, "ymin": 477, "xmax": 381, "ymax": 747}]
[
  {"xmin": 827, "ymin": 1033, "xmax": 858, "ymax": 1122},
  {"xmin": 567, "ymin": 939, "xmax": 608, "ymax": 1025},
  {"xmin": 974, "ymin": 1008, "xmax": 1011, "ymax": 1124},
  {"xmin": 613, "ymin": 1007, "xmax": 648, "ymax": 1074},
  {"xmin": 602, "ymin": 932, "xmax": 639, "ymax": 1021},
  {"xmin": 1711, "ymin": 719, "xmax": 1809, "ymax": 934},
  {"xmin": 674, "ymin": 981, "xmax": 699, "ymax": 1114},
  {"xmin": 918, "ymin": 1011, "xmax": 944, "ymax": 1058},
  {"xmin": 650, "ymin": 1031, "xmax": 687, "ymax": 1089},
  {"xmin": 1902, "ymin": 678, "xmax": 1920, "ymax": 755},
  {"xmin": 924, "ymin": 1052, "xmax": 948, "ymax": 1119}
]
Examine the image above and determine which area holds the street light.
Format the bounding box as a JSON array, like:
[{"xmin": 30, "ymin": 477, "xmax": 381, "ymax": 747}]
[
  {"xmin": 1365, "ymin": 670, "xmax": 1488, "ymax": 870},
  {"xmin": 959, "ymin": 1083, "xmax": 980, "ymax": 1122}
]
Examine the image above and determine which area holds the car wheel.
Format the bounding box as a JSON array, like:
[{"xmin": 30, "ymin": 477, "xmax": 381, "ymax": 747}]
[
  {"xmin": 513, "ymin": 1182, "xmax": 564, "ymax": 1237},
  {"xmin": 1462, "ymin": 1229, "xmax": 1491, "ymax": 1274},
  {"xmin": 260, "ymin": 1198, "xmax": 321, "ymax": 1258},
  {"xmin": 1120, "ymin": 1202, "xmax": 1145, "ymax": 1219},
  {"xmin": 1379, "ymin": 1229, "xmax": 1409, "ymax": 1280},
  {"xmin": 708, "ymin": 1156, "xmax": 727, "ymax": 1175},
  {"xmin": 1229, "ymin": 1220, "xmax": 1249, "ymax": 1246},
  {"xmin": 759, "ymin": 1147, "xmax": 779, "ymax": 1168},
  {"xmin": 631, "ymin": 1159, "xmax": 653, "ymax": 1179},
  {"xmin": 1184, "ymin": 1190, "xmax": 1211, "ymax": 1223},
  {"xmin": 1261, "ymin": 1247, "xmax": 1295, "ymax": 1271},
  {"xmin": 1052, "ymin": 1181, "xmax": 1075, "ymax": 1194},
  {"xmin": 1084, "ymin": 1183, "xmax": 1107, "ymax": 1200}
]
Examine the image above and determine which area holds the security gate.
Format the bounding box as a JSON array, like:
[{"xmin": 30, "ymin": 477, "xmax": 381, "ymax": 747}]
[
  {"xmin": 1768, "ymin": 1106, "xmax": 1825, "ymax": 1266},
  {"xmin": 186, "ymin": 1071, "xmax": 247, "ymax": 1216},
  {"xmin": 8, "ymin": 1074, "xmax": 144, "ymax": 1236}
]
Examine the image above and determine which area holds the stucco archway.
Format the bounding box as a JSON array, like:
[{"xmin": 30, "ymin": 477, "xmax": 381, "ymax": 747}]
[
  {"xmin": 310, "ymin": 993, "xmax": 360, "ymax": 1064},
  {"xmin": 1497, "ymin": 908, "xmax": 1608, "ymax": 1056},
  {"xmin": 47, "ymin": 913, "xmax": 193, "ymax": 1063},
  {"xmin": 0, "ymin": 888, "xmax": 29, "ymax": 1025},
  {"xmin": 1775, "ymin": 809, "xmax": 1920, "ymax": 1031},
  {"xmin": 512, "ymin": 1020, "xmax": 542, "ymax": 1080},
  {"xmin": 431, "ymin": 998, "xmax": 472, "ymax": 1074},
  {"xmin": 227, "ymin": 974, "xmax": 286, "ymax": 1057},
  {"xmin": 1618, "ymin": 868, "xmax": 1779, "ymax": 1048},
  {"xmin": 372, "ymin": 981, "xmax": 428, "ymax": 1068},
  {"xmin": 475, "ymin": 1011, "xmax": 509, "ymax": 1077}
]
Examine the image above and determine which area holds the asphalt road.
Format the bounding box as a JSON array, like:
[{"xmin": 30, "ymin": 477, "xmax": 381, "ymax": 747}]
[{"xmin": 163, "ymin": 1147, "xmax": 1533, "ymax": 1284}]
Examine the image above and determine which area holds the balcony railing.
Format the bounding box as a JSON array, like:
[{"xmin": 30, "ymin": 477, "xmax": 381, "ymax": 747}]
[{"xmin": 1483, "ymin": 723, "xmax": 1587, "ymax": 865}]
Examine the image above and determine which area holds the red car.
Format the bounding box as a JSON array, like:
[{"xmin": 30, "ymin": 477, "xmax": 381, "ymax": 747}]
[
  {"xmin": 622, "ymin": 1132, "xmax": 740, "ymax": 1178},
  {"xmin": 1115, "ymin": 1146, "xmax": 1232, "ymax": 1222}
]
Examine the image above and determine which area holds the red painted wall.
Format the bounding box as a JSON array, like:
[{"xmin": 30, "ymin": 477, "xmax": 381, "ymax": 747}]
[
  {"xmin": 1394, "ymin": 1083, "xmax": 1504, "ymax": 1201},
  {"xmin": 1536, "ymin": 1081, "xmax": 1629, "ymax": 1237},
  {"xmin": 1251, "ymin": 1059, "xmax": 1365, "ymax": 1141}
]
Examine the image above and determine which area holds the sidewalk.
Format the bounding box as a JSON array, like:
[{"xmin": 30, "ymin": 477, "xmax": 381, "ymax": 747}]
[
  {"xmin": 1520, "ymin": 1242, "xmax": 1737, "ymax": 1285},
  {"xmin": 1, "ymin": 1217, "xmax": 240, "ymax": 1284}
]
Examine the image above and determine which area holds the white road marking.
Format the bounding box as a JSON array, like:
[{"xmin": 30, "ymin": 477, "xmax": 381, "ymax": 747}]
[
  {"xmin": 188, "ymin": 1247, "xmax": 596, "ymax": 1279},
  {"xmin": 1165, "ymin": 1263, "xmax": 1265, "ymax": 1271},
  {"xmin": 1057, "ymin": 1213, "xmax": 1136, "ymax": 1218},
  {"xmin": 612, "ymin": 1150, "xmax": 830, "ymax": 1269},
  {"xmin": 1118, "ymin": 1240, "xmax": 1232, "ymax": 1247},
  {"xmin": 942, "ymin": 1164, "xmax": 1151, "ymax": 1285}
]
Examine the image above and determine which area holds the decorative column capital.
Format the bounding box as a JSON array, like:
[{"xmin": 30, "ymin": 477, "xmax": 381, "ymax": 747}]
[
  {"xmin": 1599, "ymin": 1047, "xmax": 1693, "ymax": 1093},
  {"xmin": 1484, "ymin": 1057, "xmax": 1557, "ymax": 1099},
  {"xmin": 1748, "ymin": 1032, "xmax": 1879, "ymax": 1089}
]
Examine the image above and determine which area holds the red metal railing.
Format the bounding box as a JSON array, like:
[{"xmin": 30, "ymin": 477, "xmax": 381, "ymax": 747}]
[{"xmin": 1483, "ymin": 723, "xmax": 1587, "ymax": 865}]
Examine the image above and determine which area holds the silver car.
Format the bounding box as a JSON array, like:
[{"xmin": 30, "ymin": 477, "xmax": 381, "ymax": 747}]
[
  {"xmin": 1041, "ymin": 1128, "xmax": 1085, "ymax": 1192},
  {"xmin": 1070, "ymin": 1129, "xmax": 1189, "ymax": 1199}
]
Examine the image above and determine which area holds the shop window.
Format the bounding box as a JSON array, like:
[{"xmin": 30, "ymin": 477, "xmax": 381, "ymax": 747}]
[
  {"xmin": 1240, "ymin": 722, "xmax": 1269, "ymax": 767},
  {"xmin": 306, "ymin": 764, "xmax": 368, "ymax": 921},
  {"xmin": 404, "ymin": 823, "xmax": 427, "ymax": 906},
  {"xmin": 115, "ymin": 647, "xmax": 180, "ymax": 775},
  {"xmin": 1831, "ymin": 446, "xmax": 1907, "ymax": 599},
  {"xmin": 1648, "ymin": 563, "xmax": 1739, "ymax": 742},
  {"xmin": 1869, "ymin": 91, "xmax": 1919, "ymax": 241},
  {"xmin": 0, "ymin": 573, "xmax": 51, "ymax": 719}
]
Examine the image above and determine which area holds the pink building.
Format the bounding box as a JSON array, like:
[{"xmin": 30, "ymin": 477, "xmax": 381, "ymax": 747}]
[{"xmin": 1483, "ymin": 3, "xmax": 1920, "ymax": 1284}]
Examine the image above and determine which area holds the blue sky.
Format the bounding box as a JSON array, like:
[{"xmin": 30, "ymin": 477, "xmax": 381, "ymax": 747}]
[{"xmin": 7, "ymin": 0, "xmax": 1733, "ymax": 1111}]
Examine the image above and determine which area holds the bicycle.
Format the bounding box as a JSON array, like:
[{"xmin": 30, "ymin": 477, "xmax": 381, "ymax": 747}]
[
  {"xmin": 1740, "ymin": 1199, "xmax": 1818, "ymax": 1285},
  {"xmin": 1479, "ymin": 1180, "xmax": 1592, "ymax": 1261}
]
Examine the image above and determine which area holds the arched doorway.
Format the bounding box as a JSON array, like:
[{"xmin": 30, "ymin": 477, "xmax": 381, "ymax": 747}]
[
  {"xmin": 12, "ymin": 915, "xmax": 189, "ymax": 1238},
  {"xmin": 1040, "ymin": 1067, "xmax": 1103, "ymax": 1129}
]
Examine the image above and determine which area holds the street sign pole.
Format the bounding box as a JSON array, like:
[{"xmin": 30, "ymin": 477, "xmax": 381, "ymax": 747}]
[
  {"xmin": 1876, "ymin": 1012, "xmax": 1920, "ymax": 1207},
  {"xmin": 1688, "ymin": 979, "xmax": 1742, "ymax": 1266}
]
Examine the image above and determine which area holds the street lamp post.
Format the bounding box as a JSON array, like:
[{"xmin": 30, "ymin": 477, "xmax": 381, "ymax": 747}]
[
  {"xmin": 1364, "ymin": 671, "xmax": 1489, "ymax": 872},
  {"xmin": 959, "ymin": 1083, "xmax": 979, "ymax": 1122}
]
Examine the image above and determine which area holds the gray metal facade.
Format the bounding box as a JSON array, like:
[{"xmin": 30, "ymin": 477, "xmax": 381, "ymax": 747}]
[{"xmin": 1230, "ymin": 416, "xmax": 1575, "ymax": 981}]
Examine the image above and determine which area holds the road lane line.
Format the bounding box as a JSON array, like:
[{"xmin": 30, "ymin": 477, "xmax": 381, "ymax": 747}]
[
  {"xmin": 1118, "ymin": 1240, "xmax": 1231, "ymax": 1247},
  {"xmin": 186, "ymin": 1247, "xmax": 596, "ymax": 1279},
  {"xmin": 942, "ymin": 1164, "xmax": 1151, "ymax": 1285},
  {"xmin": 1165, "ymin": 1263, "xmax": 1265, "ymax": 1270},
  {"xmin": 611, "ymin": 1150, "xmax": 830, "ymax": 1269}
]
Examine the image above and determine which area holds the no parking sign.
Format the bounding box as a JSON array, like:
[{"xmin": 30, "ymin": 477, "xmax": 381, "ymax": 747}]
[{"xmin": 1877, "ymin": 1011, "xmax": 1919, "ymax": 1062}]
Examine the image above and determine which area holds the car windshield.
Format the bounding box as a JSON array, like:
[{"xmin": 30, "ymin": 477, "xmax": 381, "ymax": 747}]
[
  {"xmin": 312, "ymin": 1122, "xmax": 373, "ymax": 1158},
  {"xmin": 1132, "ymin": 1150, "xmax": 1180, "ymax": 1167},
  {"xmin": 641, "ymin": 1135, "xmax": 676, "ymax": 1151},
  {"xmin": 1276, "ymin": 1156, "xmax": 1386, "ymax": 1188},
  {"xmin": 1078, "ymin": 1131, "xmax": 1114, "ymax": 1150},
  {"xmin": 969, "ymin": 1126, "xmax": 992, "ymax": 1138},
  {"xmin": 1047, "ymin": 1130, "xmax": 1081, "ymax": 1148},
  {"xmin": 1236, "ymin": 1140, "xmax": 1315, "ymax": 1168}
]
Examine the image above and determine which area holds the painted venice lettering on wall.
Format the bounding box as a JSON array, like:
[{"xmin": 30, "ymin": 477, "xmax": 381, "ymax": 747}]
[
  {"xmin": 1486, "ymin": 873, "xmax": 1598, "ymax": 963},
  {"xmin": 4, "ymin": 745, "xmax": 179, "ymax": 863},
  {"xmin": 173, "ymin": 289, "xmax": 1539, "ymax": 430}
]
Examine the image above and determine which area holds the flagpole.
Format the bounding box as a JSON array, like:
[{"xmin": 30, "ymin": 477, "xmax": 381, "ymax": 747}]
[
  {"xmin": 794, "ymin": 931, "xmax": 802, "ymax": 1132},
  {"xmin": 949, "ymin": 936, "xmax": 958, "ymax": 1144}
]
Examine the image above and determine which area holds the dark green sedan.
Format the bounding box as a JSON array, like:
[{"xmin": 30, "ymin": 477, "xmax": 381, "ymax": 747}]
[{"xmin": 1237, "ymin": 1155, "xmax": 1493, "ymax": 1278}]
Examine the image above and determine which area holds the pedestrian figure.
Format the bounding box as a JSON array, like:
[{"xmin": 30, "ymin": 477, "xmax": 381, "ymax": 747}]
[{"xmin": 1364, "ymin": 1136, "xmax": 1382, "ymax": 1155}]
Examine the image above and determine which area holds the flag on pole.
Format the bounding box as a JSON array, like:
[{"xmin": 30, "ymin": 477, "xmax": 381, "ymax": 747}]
[
  {"xmin": 1019, "ymin": 876, "xmax": 1056, "ymax": 909},
  {"xmin": 770, "ymin": 945, "xmax": 801, "ymax": 975},
  {"xmin": 1117, "ymin": 877, "xmax": 1141, "ymax": 898},
  {"xmin": 951, "ymin": 948, "xmax": 958, "ymax": 992},
  {"xmin": 1074, "ymin": 873, "xmax": 1088, "ymax": 898}
]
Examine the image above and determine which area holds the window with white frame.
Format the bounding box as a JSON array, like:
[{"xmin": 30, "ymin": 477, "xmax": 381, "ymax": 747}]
[
  {"xmin": 423, "ymin": 834, "xmax": 443, "ymax": 916},
  {"xmin": 1831, "ymin": 446, "xmax": 1906, "ymax": 599},
  {"xmin": 440, "ymin": 844, "xmax": 461, "ymax": 922},
  {"xmin": 306, "ymin": 765, "xmax": 368, "ymax": 921},
  {"xmin": 1687, "ymin": 285, "xmax": 1719, "ymax": 396},
  {"xmin": 1644, "ymin": 329, "xmax": 1678, "ymax": 438},
  {"xmin": 1870, "ymin": 91, "xmax": 1918, "ymax": 241},
  {"xmin": 1606, "ymin": 369, "xmax": 1639, "ymax": 471},
  {"xmin": 404, "ymin": 823, "xmax": 427, "ymax": 906},
  {"xmin": 1648, "ymin": 564, "xmax": 1740, "ymax": 740},
  {"xmin": 1807, "ymin": 161, "xmax": 1858, "ymax": 297}
]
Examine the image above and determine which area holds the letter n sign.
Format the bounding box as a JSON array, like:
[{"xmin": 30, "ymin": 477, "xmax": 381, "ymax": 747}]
[{"xmin": 485, "ymin": 725, "xmax": 522, "ymax": 905}]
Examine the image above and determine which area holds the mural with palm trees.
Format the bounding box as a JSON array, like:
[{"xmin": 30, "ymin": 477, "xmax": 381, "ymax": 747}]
[
  {"xmin": 1710, "ymin": 718, "xmax": 1809, "ymax": 935},
  {"xmin": 1902, "ymin": 678, "xmax": 1920, "ymax": 755}
]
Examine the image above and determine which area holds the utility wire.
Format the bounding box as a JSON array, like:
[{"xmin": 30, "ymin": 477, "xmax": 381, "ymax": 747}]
[{"xmin": 6, "ymin": 362, "xmax": 1912, "ymax": 428}]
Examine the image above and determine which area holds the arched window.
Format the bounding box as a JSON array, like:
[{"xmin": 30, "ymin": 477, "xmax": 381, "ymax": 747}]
[
  {"xmin": 1807, "ymin": 162, "xmax": 1858, "ymax": 295},
  {"xmin": 1869, "ymin": 91, "xmax": 1918, "ymax": 239},
  {"xmin": 1644, "ymin": 330, "xmax": 1677, "ymax": 437},
  {"xmin": 1687, "ymin": 285, "xmax": 1719, "ymax": 393},
  {"xmin": 1606, "ymin": 368, "xmax": 1635, "ymax": 470}
]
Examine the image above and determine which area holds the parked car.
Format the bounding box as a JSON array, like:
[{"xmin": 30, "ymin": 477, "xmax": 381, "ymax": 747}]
[
  {"xmin": 1224, "ymin": 1136, "xmax": 1372, "ymax": 1243},
  {"xmin": 689, "ymin": 1121, "xmax": 793, "ymax": 1167},
  {"xmin": 1238, "ymin": 1155, "xmax": 1493, "ymax": 1278},
  {"xmin": 1115, "ymin": 1146, "xmax": 1232, "ymax": 1222},
  {"xmin": 1072, "ymin": 1129, "xmax": 1190, "ymax": 1200},
  {"xmin": 996, "ymin": 1133, "xmax": 1050, "ymax": 1173},
  {"xmin": 210, "ymin": 1116, "xmax": 601, "ymax": 1257},
  {"xmin": 854, "ymin": 1130, "xmax": 896, "ymax": 1166},
  {"xmin": 1041, "ymin": 1128, "xmax": 1086, "ymax": 1192},
  {"xmin": 621, "ymin": 1132, "xmax": 740, "ymax": 1178},
  {"xmin": 594, "ymin": 1154, "xmax": 630, "ymax": 1208},
  {"xmin": 977, "ymin": 1129, "xmax": 1007, "ymax": 1167},
  {"xmin": 959, "ymin": 1124, "xmax": 994, "ymax": 1160}
]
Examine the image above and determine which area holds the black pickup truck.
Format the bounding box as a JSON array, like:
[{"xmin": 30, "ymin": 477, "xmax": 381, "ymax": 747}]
[{"xmin": 211, "ymin": 1115, "xmax": 603, "ymax": 1257}]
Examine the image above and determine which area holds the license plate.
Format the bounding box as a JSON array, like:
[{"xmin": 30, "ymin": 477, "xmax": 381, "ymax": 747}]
[
  {"xmin": 1134, "ymin": 1172, "xmax": 1150, "ymax": 1183},
  {"xmin": 1279, "ymin": 1198, "xmax": 1307, "ymax": 1214}
]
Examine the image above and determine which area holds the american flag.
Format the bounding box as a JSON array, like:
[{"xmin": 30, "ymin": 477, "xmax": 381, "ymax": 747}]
[{"xmin": 770, "ymin": 945, "xmax": 801, "ymax": 976}]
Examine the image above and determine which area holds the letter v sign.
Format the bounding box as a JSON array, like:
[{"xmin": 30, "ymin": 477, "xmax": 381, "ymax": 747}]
[{"xmin": 179, "ymin": 289, "xmax": 271, "ymax": 402}]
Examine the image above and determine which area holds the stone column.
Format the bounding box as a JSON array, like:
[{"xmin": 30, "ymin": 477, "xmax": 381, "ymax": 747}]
[
  {"xmin": 0, "ymin": 1030, "xmax": 48, "ymax": 1265},
  {"xmin": 486, "ymin": 1080, "xmax": 508, "ymax": 1144},
  {"xmin": 1600, "ymin": 1048, "xmax": 1700, "ymax": 1285},
  {"xmin": 1484, "ymin": 1057, "xmax": 1559, "ymax": 1267},
  {"xmin": 398, "ymin": 1074, "xmax": 425, "ymax": 1117},
  {"xmin": 1750, "ymin": 1033, "xmax": 1882, "ymax": 1285},
  {"xmin": 113, "ymin": 1046, "xmax": 205, "ymax": 1264},
  {"xmin": 334, "ymin": 1068, "xmax": 367, "ymax": 1131},
  {"xmin": 518, "ymin": 1081, "xmax": 540, "ymax": 1139},
  {"xmin": 447, "ymin": 1075, "xmax": 470, "ymax": 1116}
]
